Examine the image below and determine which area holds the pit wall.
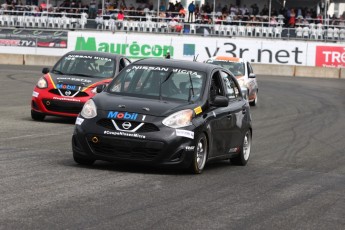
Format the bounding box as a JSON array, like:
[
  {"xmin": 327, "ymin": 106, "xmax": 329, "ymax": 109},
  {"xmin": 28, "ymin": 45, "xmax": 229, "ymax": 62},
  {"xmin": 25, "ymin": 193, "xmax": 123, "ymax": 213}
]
[{"xmin": 0, "ymin": 31, "xmax": 344, "ymax": 79}]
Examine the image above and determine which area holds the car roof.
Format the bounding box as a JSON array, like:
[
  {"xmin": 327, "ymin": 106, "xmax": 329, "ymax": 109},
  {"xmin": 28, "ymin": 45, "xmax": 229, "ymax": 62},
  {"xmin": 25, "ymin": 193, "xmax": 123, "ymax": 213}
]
[
  {"xmin": 209, "ymin": 56, "xmax": 245, "ymax": 63},
  {"xmin": 66, "ymin": 50, "xmax": 125, "ymax": 59},
  {"xmin": 133, "ymin": 58, "xmax": 219, "ymax": 73}
]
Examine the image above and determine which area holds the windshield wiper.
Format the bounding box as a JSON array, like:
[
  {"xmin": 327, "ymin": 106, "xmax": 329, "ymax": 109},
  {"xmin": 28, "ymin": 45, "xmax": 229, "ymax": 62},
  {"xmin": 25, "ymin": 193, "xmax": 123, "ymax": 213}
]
[
  {"xmin": 159, "ymin": 71, "xmax": 173, "ymax": 101},
  {"xmin": 52, "ymin": 69, "xmax": 65, "ymax": 75},
  {"xmin": 187, "ymin": 73, "xmax": 195, "ymax": 102}
]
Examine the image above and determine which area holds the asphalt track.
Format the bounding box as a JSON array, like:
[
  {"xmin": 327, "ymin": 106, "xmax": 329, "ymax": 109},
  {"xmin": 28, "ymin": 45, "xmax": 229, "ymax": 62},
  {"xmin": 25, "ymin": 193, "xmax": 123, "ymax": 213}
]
[{"xmin": 0, "ymin": 64, "xmax": 345, "ymax": 230}]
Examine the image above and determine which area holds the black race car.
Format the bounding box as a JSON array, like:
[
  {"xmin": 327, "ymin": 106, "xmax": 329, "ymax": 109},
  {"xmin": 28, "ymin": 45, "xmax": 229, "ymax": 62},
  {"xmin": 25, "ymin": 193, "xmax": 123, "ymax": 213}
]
[{"xmin": 72, "ymin": 58, "xmax": 252, "ymax": 173}]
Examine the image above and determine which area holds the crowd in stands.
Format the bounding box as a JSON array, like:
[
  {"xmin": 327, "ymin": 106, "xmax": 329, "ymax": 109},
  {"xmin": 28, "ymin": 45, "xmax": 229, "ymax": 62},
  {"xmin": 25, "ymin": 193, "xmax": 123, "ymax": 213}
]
[{"xmin": 1, "ymin": 0, "xmax": 344, "ymax": 30}]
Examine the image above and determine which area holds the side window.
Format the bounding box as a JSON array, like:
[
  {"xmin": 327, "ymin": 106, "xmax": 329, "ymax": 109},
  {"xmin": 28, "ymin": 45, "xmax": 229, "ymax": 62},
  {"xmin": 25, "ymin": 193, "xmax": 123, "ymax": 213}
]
[
  {"xmin": 119, "ymin": 58, "xmax": 126, "ymax": 71},
  {"xmin": 220, "ymin": 71, "xmax": 240, "ymax": 100},
  {"xmin": 124, "ymin": 58, "xmax": 131, "ymax": 66},
  {"xmin": 209, "ymin": 71, "xmax": 225, "ymax": 102},
  {"xmin": 247, "ymin": 62, "xmax": 253, "ymax": 75}
]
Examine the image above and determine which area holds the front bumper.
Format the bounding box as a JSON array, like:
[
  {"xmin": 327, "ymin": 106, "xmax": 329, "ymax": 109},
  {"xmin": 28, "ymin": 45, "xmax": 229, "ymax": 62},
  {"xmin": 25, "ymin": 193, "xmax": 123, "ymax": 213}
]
[
  {"xmin": 31, "ymin": 88, "xmax": 91, "ymax": 117},
  {"xmin": 72, "ymin": 116, "xmax": 199, "ymax": 168}
]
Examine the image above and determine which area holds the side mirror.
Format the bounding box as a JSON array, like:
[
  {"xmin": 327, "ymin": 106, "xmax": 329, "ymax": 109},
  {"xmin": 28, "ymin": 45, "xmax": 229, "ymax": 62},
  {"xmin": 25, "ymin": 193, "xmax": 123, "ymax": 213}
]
[
  {"xmin": 96, "ymin": 84, "xmax": 106, "ymax": 93},
  {"xmin": 211, "ymin": 95, "xmax": 229, "ymax": 107},
  {"xmin": 249, "ymin": 73, "xmax": 256, "ymax": 78},
  {"xmin": 42, "ymin": 68, "xmax": 50, "ymax": 74}
]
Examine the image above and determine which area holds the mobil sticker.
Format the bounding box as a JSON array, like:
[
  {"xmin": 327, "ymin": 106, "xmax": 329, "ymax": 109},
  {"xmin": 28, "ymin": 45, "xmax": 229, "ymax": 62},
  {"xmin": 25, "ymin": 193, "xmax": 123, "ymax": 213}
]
[{"xmin": 316, "ymin": 46, "xmax": 345, "ymax": 68}]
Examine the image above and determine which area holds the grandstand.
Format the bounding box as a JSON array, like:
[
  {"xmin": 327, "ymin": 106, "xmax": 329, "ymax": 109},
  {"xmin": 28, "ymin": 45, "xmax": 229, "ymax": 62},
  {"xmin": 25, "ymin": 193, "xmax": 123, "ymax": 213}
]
[{"xmin": 0, "ymin": 0, "xmax": 344, "ymax": 42}]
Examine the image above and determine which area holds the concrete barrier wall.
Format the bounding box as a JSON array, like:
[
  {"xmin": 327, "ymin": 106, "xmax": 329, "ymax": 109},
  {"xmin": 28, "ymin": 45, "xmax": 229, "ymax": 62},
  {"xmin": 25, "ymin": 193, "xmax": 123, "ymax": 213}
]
[
  {"xmin": 340, "ymin": 68, "xmax": 345, "ymax": 79},
  {"xmin": 0, "ymin": 53, "xmax": 343, "ymax": 79},
  {"xmin": 294, "ymin": 66, "xmax": 340, "ymax": 79},
  {"xmin": 252, "ymin": 64, "xmax": 295, "ymax": 77},
  {"xmin": 24, "ymin": 55, "xmax": 60, "ymax": 66},
  {"xmin": 0, "ymin": 54, "xmax": 24, "ymax": 65}
]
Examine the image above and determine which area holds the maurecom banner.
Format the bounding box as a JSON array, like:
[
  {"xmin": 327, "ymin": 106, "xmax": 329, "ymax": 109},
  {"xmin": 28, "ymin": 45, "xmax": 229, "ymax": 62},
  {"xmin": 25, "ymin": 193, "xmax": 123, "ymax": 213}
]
[{"xmin": 0, "ymin": 29, "xmax": 68, "ymax": 48}]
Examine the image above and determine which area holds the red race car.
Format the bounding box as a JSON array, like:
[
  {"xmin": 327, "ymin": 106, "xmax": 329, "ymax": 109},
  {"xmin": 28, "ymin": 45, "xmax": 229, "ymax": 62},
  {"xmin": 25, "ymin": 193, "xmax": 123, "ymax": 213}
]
[{"xmin": 31, "ymin": 51, "xmax": 131, "ymax": 121}]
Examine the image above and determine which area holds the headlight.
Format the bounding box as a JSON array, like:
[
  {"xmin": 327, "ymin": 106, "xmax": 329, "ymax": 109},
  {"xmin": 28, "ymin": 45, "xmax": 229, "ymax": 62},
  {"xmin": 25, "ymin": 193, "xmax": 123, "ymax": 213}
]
[
  {"xmin": 81, "ymin": 99, "xmax": 97, "ymax": 119},
  {"xmin": 37, "ymin": 77, "xmax": 48, "ymax": 88},
  {"xmin": 162, "ymin": 109, "xmax": 193, "ymax": 128}
]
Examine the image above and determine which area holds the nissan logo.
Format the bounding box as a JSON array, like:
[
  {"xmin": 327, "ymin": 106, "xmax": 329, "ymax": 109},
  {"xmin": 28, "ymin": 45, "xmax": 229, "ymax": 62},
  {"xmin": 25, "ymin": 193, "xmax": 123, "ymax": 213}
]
[
  {"xmin": 65, "ymin": 90, "xmax": 71, "ymax": 96},
  {"xmin": 122, "ymin": 121, "xmax": 132, "ymax": 130}
]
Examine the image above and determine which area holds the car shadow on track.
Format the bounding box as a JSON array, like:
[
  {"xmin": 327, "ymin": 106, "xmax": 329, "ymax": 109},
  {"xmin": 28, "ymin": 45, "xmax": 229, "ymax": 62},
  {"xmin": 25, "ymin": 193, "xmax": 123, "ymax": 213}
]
[
  {"xmin": 60, "ymin": 158, "xmax": 242, "ymax": 176},
  {"xmin": 23, "ymin": 116, "xmax": 76, "ymax": 125}
]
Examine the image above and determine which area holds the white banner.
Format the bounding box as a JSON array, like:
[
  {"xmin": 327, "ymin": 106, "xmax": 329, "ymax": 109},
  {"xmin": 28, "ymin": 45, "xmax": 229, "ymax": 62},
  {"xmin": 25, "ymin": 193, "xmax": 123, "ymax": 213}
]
[{"xmin": 1, "ymin": 30, "xmax": 344, "ymax": 67}]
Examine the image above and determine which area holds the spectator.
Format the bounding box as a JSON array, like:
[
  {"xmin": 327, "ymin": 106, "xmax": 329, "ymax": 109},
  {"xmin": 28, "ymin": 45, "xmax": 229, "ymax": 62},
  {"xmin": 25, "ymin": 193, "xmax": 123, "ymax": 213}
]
[
  {"xmin": 188, "ymin": 1, "xmax": 195, "ymax": 23},
  {"xmin": 289, "ymin": 8, "xmax": 296, "ymax": 27},
  {"xmin": 251, "ymin": 3, "xmax": 259, "ymax": 15},
  {"xmin": 159, "ymin": 1, "xmax": 166, "ymax": 12},
  {"xmin": 89, "ymin": 0, "xmax": 97, "ymax": 19}
]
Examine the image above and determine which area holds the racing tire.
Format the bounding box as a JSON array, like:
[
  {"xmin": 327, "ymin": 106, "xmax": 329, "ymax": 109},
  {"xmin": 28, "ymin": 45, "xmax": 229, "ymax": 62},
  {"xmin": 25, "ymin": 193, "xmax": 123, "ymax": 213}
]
[
  {"xmin": 31, "ymin": 110, "xmax": 45, "ymax": 121},
  {"xmin": 249, "ymin": 90, "xmax": 258, "ymax": 106},
  {"xmin": 73, "ymin": 152, "xmax": 95, "ymax": 166},
  {"xmin": 189, "ymin": 133, "xmax": 208, "ymax": 174},
  {"xmin": 231, "ymin": 130, "xmax": 252, "ymax": 166}
]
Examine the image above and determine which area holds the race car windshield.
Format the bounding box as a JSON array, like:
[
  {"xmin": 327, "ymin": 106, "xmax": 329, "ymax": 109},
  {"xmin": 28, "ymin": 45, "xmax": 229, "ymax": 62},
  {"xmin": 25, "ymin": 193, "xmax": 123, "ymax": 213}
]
[
  {"xmin": 208, "ymin": 60, "xmax": 245, "ymax": 76},
  {"xmin": 108, "ymin": 65, "xmax": 206, "ymax": 102},
  {"xmin": 52, "ymin": 54, "xmax": 116, "ymax": 78}
]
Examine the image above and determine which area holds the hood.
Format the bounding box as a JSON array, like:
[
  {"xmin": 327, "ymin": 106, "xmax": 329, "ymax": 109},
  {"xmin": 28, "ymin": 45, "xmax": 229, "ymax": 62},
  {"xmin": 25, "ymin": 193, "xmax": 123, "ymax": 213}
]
[
  {"xmin": 47, "ymin": 73, "xmax": 111, "ymax": 90},
  {"xmin": 94, "ymin": 93, "xmax": 195, "ymax": 117}
]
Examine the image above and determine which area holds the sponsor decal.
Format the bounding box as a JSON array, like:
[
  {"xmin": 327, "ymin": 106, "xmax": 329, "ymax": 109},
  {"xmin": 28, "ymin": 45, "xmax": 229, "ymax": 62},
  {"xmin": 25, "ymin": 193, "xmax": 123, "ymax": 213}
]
[
  {"xmin": 176, "ymin": 129, "xmax": 194, "ymax": 139},
  {"xmin": 185, "ymin": 146, "xmax": 195, "ymax": 151},
  {"xmin": 32, "ymin": 91, "xmax": 39, "ymax": 97},
  {"xmin": 316, "ymin": 46, "xmax": 345, "ymax": 68},
  {"xmin": 75, "ymin": 37, "xmax": 174, "ymax": 58},
  {"xmin": 131, "ymin": 66, "xmax": 169, "ymax": 71},
  {"xmin": 194, "ymin": 106, "xmax": 202, "ymax": 115},
  {"xmin": 75, "ymin": 117, "xmax": 84, "ymax": 125},
  {"xmin": 56, "ymin": 77, "xmax": 92, "ymax": 83},
  {"xmin": 104, "ymin": 130, "xmax": 146, "ymax": 139},
  {"xmin": 128, "ymin": 66, "xmax": 199, "ymax": 75},
  {"xmin": 65, "ymin": 54, "xmax": 112, "ymax": 61},
  {"xmin": 52, "ymin": 97, "xmax": 81, "ymax": 102},
  {"xmin": 108, "ymin": 111, "xmax": 138, "ymax": 120},
  {"xmin": 229, "ymin": 147, "xmax": 239, "ymax": 153},
  {"xmin": 56, "ymin": 84, "xmax": 77, "ymax": 90}
]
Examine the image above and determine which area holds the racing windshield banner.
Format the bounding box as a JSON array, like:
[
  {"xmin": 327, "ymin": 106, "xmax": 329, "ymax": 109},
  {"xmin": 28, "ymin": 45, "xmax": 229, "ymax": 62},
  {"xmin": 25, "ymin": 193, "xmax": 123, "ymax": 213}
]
[{"xmin": 0, "ymin": 29, "xmax": 67, "ymax": 48}]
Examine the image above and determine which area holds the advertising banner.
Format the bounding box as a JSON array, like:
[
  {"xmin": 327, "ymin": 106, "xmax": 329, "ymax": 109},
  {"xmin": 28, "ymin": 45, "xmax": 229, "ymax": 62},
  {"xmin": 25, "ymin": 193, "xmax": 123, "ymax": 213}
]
[
  {"xmin": 0, "ymin": 29, "xmax": 68, "ymax": 48},
  {"xmin": 315, "ymin": 45, "xmax": 345, "ymax": 68},
  {"xmin": 0, "ymin": 29, "xmax": 344, "ymax": 68},
  {"xmin": 70, "ymin": 32, "xmax": 309, "ymax": 65}
]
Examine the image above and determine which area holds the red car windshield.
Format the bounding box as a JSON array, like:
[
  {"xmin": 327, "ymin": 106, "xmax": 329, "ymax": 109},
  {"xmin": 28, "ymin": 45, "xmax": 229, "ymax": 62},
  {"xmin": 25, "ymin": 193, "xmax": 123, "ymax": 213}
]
[{"xmin": 52, "ymin": 54, "xmax": 116, "ymax": 78}]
